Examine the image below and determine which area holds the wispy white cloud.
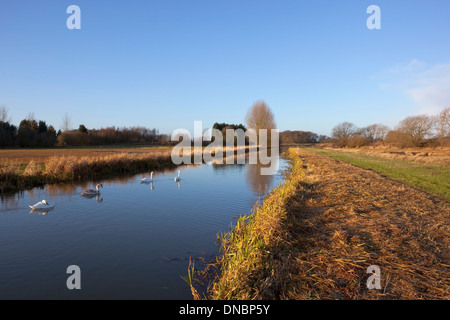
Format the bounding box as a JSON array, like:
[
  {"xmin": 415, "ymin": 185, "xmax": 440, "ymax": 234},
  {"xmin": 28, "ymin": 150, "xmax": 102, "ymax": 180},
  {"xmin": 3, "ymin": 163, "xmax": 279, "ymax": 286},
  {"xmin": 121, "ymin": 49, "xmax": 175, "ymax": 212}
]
[{"xmin": 375, "ymin": 59, "xmax": 450, "ymax": 115}]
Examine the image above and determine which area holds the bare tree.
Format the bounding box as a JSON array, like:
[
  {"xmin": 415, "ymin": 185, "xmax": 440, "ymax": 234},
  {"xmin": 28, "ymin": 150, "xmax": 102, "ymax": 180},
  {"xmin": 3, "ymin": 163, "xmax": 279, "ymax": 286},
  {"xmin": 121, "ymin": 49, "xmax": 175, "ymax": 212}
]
[
  {"xmin": 245, "ymin": 100, "xmax": 276, "ymax": 147},
  {"xmin": 331, "ymin": 122, "xmax": 358, "ymax": 147},
  {"xmin": 434, "ymin": 107, "xmax": 450, "ymax": 144},
  {"xmin": 27, "ymin": 112, "xmax": 36, "ymax": 122},
  {"xmin": 374, "ymin": 124, "xmax": 390, "ymax": 141},
  {"xmin": 0, "ymin": 105, "xmax": 11, "ymax": 123},
  {"xmin": 360, "ymin": 124, "xmax": 390, "ymax": 142},
  {"xmin": 61, "ymin": 112, "xmax": 72, "ymax": 132},
  {"xmin": 245, "ymin": 100, "xmax": 276, "ymax": 131},
  {"xmin": 396, "ymin": 114, "xmax": 434, "ymax": 147}
]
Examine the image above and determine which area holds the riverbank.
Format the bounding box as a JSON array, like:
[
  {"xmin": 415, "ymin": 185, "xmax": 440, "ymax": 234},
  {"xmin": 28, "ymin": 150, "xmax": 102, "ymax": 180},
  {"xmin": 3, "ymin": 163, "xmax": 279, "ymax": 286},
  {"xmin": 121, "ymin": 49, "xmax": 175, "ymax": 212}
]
[
  {"xmin": 0, "ymin": 145, "xmax": 259, "ymax": 194},
  {"xmin": 0, "ymin": 147, "xmax": 175, "ymax": 193},
  {"xmin": 200, "ymin": 148, "xmax": 449, "ymax": 299}
]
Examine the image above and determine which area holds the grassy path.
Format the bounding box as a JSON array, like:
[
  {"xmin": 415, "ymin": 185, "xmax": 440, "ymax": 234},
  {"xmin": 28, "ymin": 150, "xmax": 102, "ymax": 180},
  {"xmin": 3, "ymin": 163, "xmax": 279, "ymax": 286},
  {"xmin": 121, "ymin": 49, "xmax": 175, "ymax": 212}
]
[{"xmin": 304, "ymin": 147, "xmax": 450, "ymax": 201}]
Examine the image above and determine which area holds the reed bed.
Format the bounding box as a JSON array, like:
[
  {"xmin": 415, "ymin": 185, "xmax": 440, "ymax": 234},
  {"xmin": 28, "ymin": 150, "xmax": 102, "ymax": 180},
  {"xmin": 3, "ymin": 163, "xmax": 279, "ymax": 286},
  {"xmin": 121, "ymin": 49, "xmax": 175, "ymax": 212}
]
[{"xmin": 0, "ymin": 149, "xmax": 174, "ymax": 193}]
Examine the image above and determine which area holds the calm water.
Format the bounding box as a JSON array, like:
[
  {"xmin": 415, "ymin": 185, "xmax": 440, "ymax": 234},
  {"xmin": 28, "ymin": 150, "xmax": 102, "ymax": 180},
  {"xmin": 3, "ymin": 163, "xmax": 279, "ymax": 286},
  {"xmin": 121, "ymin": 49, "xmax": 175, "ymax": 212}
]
[{"xmin": 0, "ymin": 155, "xmax": 288, "ymax": 299}]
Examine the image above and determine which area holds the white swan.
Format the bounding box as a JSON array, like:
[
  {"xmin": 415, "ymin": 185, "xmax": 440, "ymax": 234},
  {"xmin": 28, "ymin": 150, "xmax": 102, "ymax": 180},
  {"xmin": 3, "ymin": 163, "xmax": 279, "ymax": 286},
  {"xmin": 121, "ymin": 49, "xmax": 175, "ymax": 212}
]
[
  {"xmin": 174, "ymin": 170, "xmax": 181, "ymax": 182},
  {"xmin": 81, "ymin": 183, "xmax": 103, "ymax": 196},
  {"xmin": 141, "ymin": 172, "xmax": 153, "ymax": 183},
  {"xmin": 29, "ymin": 200, "xmax": 54, "ymax": 211}
]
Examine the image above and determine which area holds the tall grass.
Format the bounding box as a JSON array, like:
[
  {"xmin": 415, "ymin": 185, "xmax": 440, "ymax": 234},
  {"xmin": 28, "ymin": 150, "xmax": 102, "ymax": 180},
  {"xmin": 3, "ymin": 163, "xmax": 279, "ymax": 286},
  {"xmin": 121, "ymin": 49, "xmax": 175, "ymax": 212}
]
[
  {"xmin": 207, "ymin": 148, "xmax": 305, "ymax": 299},
  {"xmin": 0, "ymin": 150, "xmax": 174, "ymax": 193}
]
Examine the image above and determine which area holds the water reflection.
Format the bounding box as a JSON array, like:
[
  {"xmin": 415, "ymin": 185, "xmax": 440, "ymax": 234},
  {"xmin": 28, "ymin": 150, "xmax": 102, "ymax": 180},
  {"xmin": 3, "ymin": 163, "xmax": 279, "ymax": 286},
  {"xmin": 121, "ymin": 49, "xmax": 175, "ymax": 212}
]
[
  {"xmin": 81, "ymin": 194, "xmax": 104, "ymax": 203},
  {"xmin": 46, "ymin": 184, "xmax": 78, "ymax": 196},
  {"xmin": 174, "ymin": 169, "xmax": 181, "ymax": 182},
  {"xmin": 246, "ymin": 160, "xmax": 278, "ymax": 196},
  {"xmin": 212, "ymin": 154, "xmax": 279, "ymax": 196},
  {"xmin": 141, "ymin": 180, "xmax": 155, "ymax": 191},
  {"xmin": 29, "ymin": 207, "xmax": 54, "ymax": 216},
  {"xmin": 0, "ymin": 191, "xmax": 24, "ymax": 211},
  {"xmin": 29, "ymin": 200, "xmax": 55, "ymax": 215},
  {"xmin": 0, "ymin": 153, "xmax": 288, "ymax": 299}
]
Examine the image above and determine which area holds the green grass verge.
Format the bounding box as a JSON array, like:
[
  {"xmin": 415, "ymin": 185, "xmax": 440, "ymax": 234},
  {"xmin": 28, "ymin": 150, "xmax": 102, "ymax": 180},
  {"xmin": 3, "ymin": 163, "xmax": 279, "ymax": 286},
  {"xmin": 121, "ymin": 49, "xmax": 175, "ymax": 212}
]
[{"xmin": 304, "ymin": 148, "xmax": 450, "ymax": 201}]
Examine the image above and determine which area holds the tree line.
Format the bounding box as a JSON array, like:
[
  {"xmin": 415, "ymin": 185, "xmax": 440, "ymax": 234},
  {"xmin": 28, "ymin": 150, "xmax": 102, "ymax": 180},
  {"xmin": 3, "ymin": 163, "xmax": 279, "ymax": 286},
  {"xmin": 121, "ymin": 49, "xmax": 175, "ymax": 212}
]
[
  {"xmin": 0, "ymin": 107, "xmax": 171, "ymax": 148},
  {"xmin": 279, "ymin": 130, "xmax": 329, "ymax": 144},
  {"xmin": 330, "ymin": 107, "xmax": 450, "ymax": 148}
]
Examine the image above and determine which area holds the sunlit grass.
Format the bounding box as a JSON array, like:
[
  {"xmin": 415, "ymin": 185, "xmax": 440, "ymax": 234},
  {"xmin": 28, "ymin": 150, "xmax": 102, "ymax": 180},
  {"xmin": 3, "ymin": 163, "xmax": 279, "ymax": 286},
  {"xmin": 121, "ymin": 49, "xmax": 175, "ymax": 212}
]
[
  {"xmin": 207, "ymin": 148, "xmax": 304, "ymax": 299},
  {"xmin": 0, "ymin": 148, "xmax": 174, "ymax": 193},
  {"xmin": 304, "ymin": 147, "xmax": 450, "ymax": 201}
]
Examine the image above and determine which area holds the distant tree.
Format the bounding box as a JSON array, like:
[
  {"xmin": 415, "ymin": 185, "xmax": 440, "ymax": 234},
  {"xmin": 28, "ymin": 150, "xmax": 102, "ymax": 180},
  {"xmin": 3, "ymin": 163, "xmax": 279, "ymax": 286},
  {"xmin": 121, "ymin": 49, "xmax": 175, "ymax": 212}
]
[
  {"xmin": 318, "ymin": 135, "xmax": 330, "ymax": 143},
  {"xmin": 18, "ymin": 119, "xmax": 39, "ymax": 147},
  {"xmin": 396, "ymin": 115, "xmax": 434, "ymax": 147},
  {"xmin": 279, "ymin": 130, "xmax": 320, "ymax": 144},
  {"xmin": 78, "ymin": 124, "xmax": 88, "ymax": 134},
  {"xmin": 211, "ymin": 122, "xmax": 246, "ymax": 145},
  {"xmin": 0, "ymin": 120, "xmax": 17, "ymax": 147},
  {"xmin": 385, "ymin": 130, "xmax": 414, "ymax": 148},
  {"xmin": 434, "ymin": 107, "xmax": 450, "ymax": 145},
  {"xmin": 347, "ymin": 134, "xmax": 370, "ymax": 148},
  {"xmin": 0, "ymin": 105, "xmax": 16, "ymax": 147},
  {"xmin": 40, "ymin": 123, "xmax": 57, "ymax": 147},
  {"xmin": 245, "ymin": 100, "xmax": 276, "ymax": 132},
  {"xmin": 62, "ymin": 112, "xmax": 72, "ymax": 132},
  {"xmin": 26, "ymin": 112, "xmax": 36, "ymax": 122},
  {"xmin": 38, "ymin": 120, "xmax": 48, "ymax": 133},
  {"xmin": 0, "ymin": 105, "xmax": 11, "ymax": 123},
  {"xmin": 360, "ymin": 124, "xmax": 390, "ymax": 142},
  {"xmin": 245, "ymin": 101, "xmax": 276, "ymax": 146},
  {"xmin": 374, "ymin": 124, "xmax": 390, "ymax": 141},
  {"xmin": 15, "ymin": 118, "xmax": 57, "ymax": 147},
  {"xmin": 212, "ymin": 122, "xmax": 246, "ymax": 132},
  {"xmin": 331, "ymin": 122, "xmax": 358, "ymax": 147}
]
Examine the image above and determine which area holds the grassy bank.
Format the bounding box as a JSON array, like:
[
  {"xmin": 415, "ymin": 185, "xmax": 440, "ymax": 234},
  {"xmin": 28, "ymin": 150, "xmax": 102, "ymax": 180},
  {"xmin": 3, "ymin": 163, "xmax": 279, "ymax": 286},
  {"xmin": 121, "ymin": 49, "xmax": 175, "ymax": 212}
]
[
  {"xmin": 0, "ymin": 148, "xmax": 175, "ymax": 193},
  {"xmin": 199, "ymin": 148, "xmax": 305, "ymax": 299},
  {"xmin": 304, "ymin": 147, "xmax": 450, "ymax": 201},
  {"xmin": 0, "ymin": 145, "xmax": 260, "ymax": 194},
  {"xmin": 198, "ymin": 148, "xmax": 449, "ymax": 300}
]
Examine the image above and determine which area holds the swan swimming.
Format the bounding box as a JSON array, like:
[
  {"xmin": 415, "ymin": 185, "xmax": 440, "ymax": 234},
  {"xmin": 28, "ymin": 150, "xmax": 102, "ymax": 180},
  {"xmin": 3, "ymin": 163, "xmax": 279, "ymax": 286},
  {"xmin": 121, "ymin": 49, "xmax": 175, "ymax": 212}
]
[
  {"xmin": 81, "ymin": 183, "xmax": 103, "ymax": 196},
  {"xmin": 174, "ymin": 170, "xmax": 181, "ymax": 182},
  {"xmin": 141, "ymin": 172, "xmax": 153, "ymax": 183},
  {"xmin": 29, "ymin": 200, "xmax": 54, "ymax": 211}
]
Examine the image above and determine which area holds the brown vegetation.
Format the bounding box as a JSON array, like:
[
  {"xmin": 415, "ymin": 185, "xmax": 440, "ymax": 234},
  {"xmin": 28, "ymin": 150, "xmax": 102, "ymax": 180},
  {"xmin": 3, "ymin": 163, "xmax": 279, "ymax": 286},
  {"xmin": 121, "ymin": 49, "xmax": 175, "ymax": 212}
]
[
  {"xmin": 0, "ymin": 147, "xmax": 174, "ymax": 193},
  {"xmin": 315, "ymin": 145, "xmax": 450, "ymax": 168},
  {"xmin": 330, "ymin": 107, "xmax": 450, "ymax": 148},
  {"xmin": 245, "ymin": 100, "xmax": 277, "ymax": 132},
  {"xmin": 206, "ymin": 148, "xmax": 449, "ymax": 299}
]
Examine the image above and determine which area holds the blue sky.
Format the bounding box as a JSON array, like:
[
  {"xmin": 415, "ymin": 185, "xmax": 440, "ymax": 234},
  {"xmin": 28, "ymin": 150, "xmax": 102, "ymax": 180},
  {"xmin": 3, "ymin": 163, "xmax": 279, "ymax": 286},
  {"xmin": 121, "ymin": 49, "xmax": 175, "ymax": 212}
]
[{"xmin": 1, "ymin": 1, "xmax": 449, "ymax": 136}]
